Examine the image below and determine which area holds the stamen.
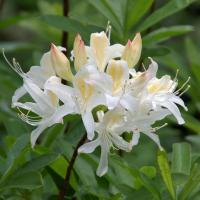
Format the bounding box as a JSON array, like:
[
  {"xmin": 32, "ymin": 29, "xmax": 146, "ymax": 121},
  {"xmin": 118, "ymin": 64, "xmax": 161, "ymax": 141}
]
[
  {"xmin": 175, "ymin": 77, "xmax": 190, "ymax": 95},
  {"xmin": 153, "ymin": 123, "xmax": 168, "ymax": 131},
  {"xmin": 179, "ymin": 85, "xmax": 190, "ymax": 97},
  {"xmin": 173, "ymin": 69, "xmax": 179, "ymax": 82},
  {"xmin": 142, "ymin": 63, "xmax": 146, "ymax": 71},
  {"xmin": 2, "ymin": 49, "xmax": 25, "ymax": 77}
]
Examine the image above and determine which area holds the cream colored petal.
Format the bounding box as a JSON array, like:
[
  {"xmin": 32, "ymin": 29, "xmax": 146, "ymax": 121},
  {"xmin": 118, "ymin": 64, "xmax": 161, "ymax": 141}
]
[
  {"xmin": 50, "ymin": 43, "xmax": 74, "ymax": 81},
  {"xmin": 122, "ymin": 33, "xmax": 142, "ymax": 68},
  {"xmin": 73, "ymin": 34, "xmax": 87, "ymax": 71},
  {"xmin": 90, "ymin": 32, "xmax": 109, "ymax": 72}
]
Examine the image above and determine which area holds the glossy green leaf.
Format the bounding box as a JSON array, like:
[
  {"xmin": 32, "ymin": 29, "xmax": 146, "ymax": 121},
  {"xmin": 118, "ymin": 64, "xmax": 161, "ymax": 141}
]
[
  {"xmin": 138, "ymin": 0, "xmax": 197, "ymax": 32},
  {"xmin": 143, "ymin": 26, "xmax": 194, "ymax": 45},
  {"xmin": 15, "ymin": 153, "xmax": 59, "ymax": 176},
  {"xmin": 171, "ymin": 143, "xmax": 191, "ymax": 175},
  {"xmin": 0, "ymin": 15, "xmax": 32, "ymax": 29},
  {"xmin": 126, "ymin": 0, "xmax": 154, "ymax": 29},
  {"xmin": 87, "ymin": 0, "xmax": 122, "ymax": 30},
  {"xmin": 142, "ymin": 46, "xmax": 170, "ymax": 58},
  {"xmin": 157, "ymin": 150, "xmax": 175, "ymax": 200},
  {"xmin": 185, "ymin": 38, "xmax": 200, "ymax": 84},
  {"xmin": 41, "ymin": 15, "xmax": 102, "ymax": 39},
  {"xmin": 179, "ymin": 163, "xmax": 200, "ymax": 200},
  {"xmin": 139, "ymin": 166, "xmax": 157, "ymax": 179},
  {"xmin": 0, "ymin": 171, "xmax": 43, "ymax": 190}
]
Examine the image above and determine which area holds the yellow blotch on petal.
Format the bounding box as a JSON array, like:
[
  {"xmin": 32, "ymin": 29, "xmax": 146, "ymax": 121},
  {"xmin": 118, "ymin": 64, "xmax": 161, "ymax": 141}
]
[
  {"xmin": 107, "ymin": 60, "xmax": 125, "ymax": 95},
  {"xmin": 73, "ymin": 34, "xmax": 87, "ymax": 72},
  {"xmin": 77, "ymin": 78, "xmax": 94, "ymax": 105},
  {"xmin": 122, "ymin": 33, "xmax": 142, "ymax": 68},
  {"xmin": 50, "ymin": 43, "xmax": 74, "ymax": 82},
  {"xmin": 90, "ymin": 32, "xmax": 109, "ymax": 72},
  {"xmin": 148, "ymin": 75, "xmax": 175, "ymax": 94}
]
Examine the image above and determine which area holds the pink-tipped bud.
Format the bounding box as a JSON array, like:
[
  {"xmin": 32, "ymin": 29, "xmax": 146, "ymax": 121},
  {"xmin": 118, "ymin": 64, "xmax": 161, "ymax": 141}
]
[
  {"xmin": 50, "ymin": 43, "xmax": 74, "ymax": 81},
  {"xmin": 73, "ymin": 34, "xmax": 87, "ymax": 72},
  {"xmin": 122, "ymin": 33, "xmax": 142, "ymax": 68}
]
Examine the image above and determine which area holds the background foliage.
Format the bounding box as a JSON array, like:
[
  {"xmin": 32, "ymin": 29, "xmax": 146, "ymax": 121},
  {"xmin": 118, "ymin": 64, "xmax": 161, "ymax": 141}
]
[{"xmin": 0, "ymin": 0, "xmax": 200, "ymax": 199}]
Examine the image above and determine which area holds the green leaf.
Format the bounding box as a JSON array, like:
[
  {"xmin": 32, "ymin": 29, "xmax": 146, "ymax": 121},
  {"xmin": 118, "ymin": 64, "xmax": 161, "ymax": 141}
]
[
  {"xmin": 87, "ymin": 0, "xmax": 122, "ymax": 30},
  {"xmin": 171, "ymin": 143, "xmax": 191, "ymax": 175},
  {"xmin": 41, "ymin": 15, "xmax": 102, "ymax": 40},
  {"xmin": 0, "ymin": 134, "xmax": 29, "ymax": 183},
  {"xmin": 138, "ymin": 0, "xmax": 197, "ymax": 32},
  {"xmin": 139, "ymin": 166, "xmax": 157, "ymax": 179},
  {"xmin": 183, "ymin": 113, "xmax": 200, "ymax": 134},
  {"xmin": 41, "ymin": 124, "xmax": 66, "ymax": 147},
  {"xmin": 157, "ymin": 150, "xmax": 176, "ymax": 200},
  {"xmin": 179, "ymin": 163, "xmax": 200, "ymax": 200},
  {"xmin": 143, "ymin": 26, "xmax": 194, "ymax": 45},
  {"xmin": 15, "ymin": 153, "xmax": 59, "ymax": 175},
  {"xmin": 185, "ymin": 38, "xmax": 200, "ymax": 84},
  {"xmin": 126, "ymin": 0, "xmax": 154, "ymax": 29},
  {"xmin": 142, "ymin": 46, "xmax": 170, "ymax": 58},
  {"xmin": 0, "ymin": 171, "xmax": 43, "ymax": 190},
  {"xmin": 0, "ymin": 15, "xmax": 32, "ymax": 29}
]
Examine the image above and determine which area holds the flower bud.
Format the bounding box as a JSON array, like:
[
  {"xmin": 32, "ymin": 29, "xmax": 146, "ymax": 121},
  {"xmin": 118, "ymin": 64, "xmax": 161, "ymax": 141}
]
[
  {"xmin": 90, "ymin": 32, "xmax": 109, "ymax": 72},
  {"xmin": 122, "ymin": 33, "xmax": 142, "ymax": 68},
  {"xmin": 73, "ymin": 34, "xmax": 87, "ymax": 72},
  {"xmin": 50, "ymin": 43, "xmax": 74, "ymax": 81}
]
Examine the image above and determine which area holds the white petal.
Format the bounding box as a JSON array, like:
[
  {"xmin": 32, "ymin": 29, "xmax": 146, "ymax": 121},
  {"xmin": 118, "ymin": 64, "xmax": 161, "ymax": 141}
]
[
  {"xmin": 120, "ymin": 94, "xmax": 138, "ymax": 112},
  {"xmin": 31, "ymin": 124, "xmax": 48, "ymax": 148},
  {"xmin": 107, "ymin": 44, "xmax": 124, "ymax": 60},
  {"xmin": 40, "ymin": 52, "xmax": 55, "ymax": 75},
  {"xmin": 12, "ymin": 86, "xmax": 26, "ymax": 107},
  {"xmin": 131, "ymin": 132, "xmax": 140, "ymax": 146},
  {"xmin": 112, "ymin": 134, "xmax": 132, "ymax": 152},
  {"xmin": 23, "ymin": 78, "xmax": 52, "ymax": 112},
  {"xmin": 51, "ymin": 104, "xmax": 75, "ymax": 124},
  {"xmin": 170, "ymin": 95, "xmax": 188, "ymax": 111},
  {"xmin": 161, "ymin": 101, "xmax": 185, "ymax": 124},
  {"xmin": 143, "ymin": 131, "xmax": 163, "ymax": 150},
  {"xmin": 96, "ymin": 143, "xmax": 109, "ymax": 177},
  {"xmin": 27, "ymin": 66, "xmax": 49, "ymax": 88},
  {"xmin": 82, "ymin": 111, "xmax": 95, "ymax": 140},
  {"xmin": 105, "ymin": 94, "xmax": 119, "ymax": 110},
  {"xmin": 44, "ymin": 76, "xmax": 74, "ymax": 103},
  {"xmin": 78, "ymin": 138, "xmax": 100, "ymax": 153}
]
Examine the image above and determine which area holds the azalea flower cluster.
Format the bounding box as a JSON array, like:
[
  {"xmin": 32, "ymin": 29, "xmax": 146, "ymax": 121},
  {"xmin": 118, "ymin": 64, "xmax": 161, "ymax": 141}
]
[{"xmin": 5, "ymin": 31, "xmax": 188, "ymax": 176}]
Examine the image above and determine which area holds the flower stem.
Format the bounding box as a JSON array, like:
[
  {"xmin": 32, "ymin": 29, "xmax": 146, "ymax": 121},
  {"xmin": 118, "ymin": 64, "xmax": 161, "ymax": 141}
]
[
  {"xmin": 57, "ymin": 133, "xmax": 87, "ymax": 200},
  {"xmin": 61, "ymin": 0, "xmax": 69, "ymax": 52}
]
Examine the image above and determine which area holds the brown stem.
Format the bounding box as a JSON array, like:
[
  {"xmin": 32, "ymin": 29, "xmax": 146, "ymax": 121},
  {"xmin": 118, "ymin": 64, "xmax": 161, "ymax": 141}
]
[
  {"xmin": 61, "ymin": 0, "xmax": 69, "ymax": 53},
  {"xmin": 57, "ymin": 133, "xmax": 87, "ymax": 200},
  {"xmin": 0, "ymin": 0, "xmax": 5, "ymax": 12}
]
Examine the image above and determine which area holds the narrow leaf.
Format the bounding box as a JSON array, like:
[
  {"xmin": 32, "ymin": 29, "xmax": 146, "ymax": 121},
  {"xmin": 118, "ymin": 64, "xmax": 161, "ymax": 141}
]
[
  {"xmin": 143, "ymin": 26, "xmax": 194, "ymax": 45},
  {"xmin": 126, "ymin": 0, "xmax": 154, "ymax": 29},
  {"xmin": 0, "ymin": 172, "xmax": 43, "ymax": 190},
  {"xmin": 157, "ymin": 150, "xmax": 176, "ymax": 200},
  {"xmin": 179, "ymin": 163, "xmax": 200, "ymax": 200},
  {"xmin": 138, "ymin": 0, "xmax": 197, "ymax": 32},
  {"xmin": 171, "ymin": 143, "xmax": 191, "ymax": 175}
]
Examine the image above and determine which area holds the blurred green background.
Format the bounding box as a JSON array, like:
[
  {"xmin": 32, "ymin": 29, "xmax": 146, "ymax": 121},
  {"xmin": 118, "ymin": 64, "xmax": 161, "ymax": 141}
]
[{"xmin": 0, "ymin": 0, "xmax": 200, "ymax": 199}]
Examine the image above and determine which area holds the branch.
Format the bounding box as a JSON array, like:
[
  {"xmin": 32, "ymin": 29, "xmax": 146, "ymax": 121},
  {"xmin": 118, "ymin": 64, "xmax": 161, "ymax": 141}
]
[
  {"xmin": 57, "ymin": 133, "xmax": 87, "ymax": 200},
  {"xmin": 61, "ymin": 0, "xmax": 69, "ymax": 53}
]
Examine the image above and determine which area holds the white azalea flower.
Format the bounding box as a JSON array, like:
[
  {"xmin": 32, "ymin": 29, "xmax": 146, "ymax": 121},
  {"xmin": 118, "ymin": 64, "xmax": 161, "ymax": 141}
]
[
  {"xmin": 13, "ymin": 77, "xmax": 75, "ymax": 147},
  {"xmin": 45, "ymin": 65, "xmax": 113, "ymax": 140},
  {"xmin": 85, "ymin": 31, "xmax": 124, "ymax": 72},
  {"xmin": 143, "ymin": 62, "xmax": 188, "ymax": 125},
  {"xmin": 126, "ymin": 108, "xmax": 170, "ymax": 150},
  {"xmin": 78, "ymin": 107, "xmax": 132, "ymax": 177}
]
